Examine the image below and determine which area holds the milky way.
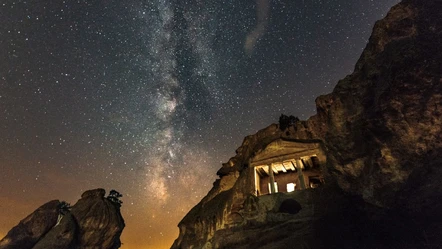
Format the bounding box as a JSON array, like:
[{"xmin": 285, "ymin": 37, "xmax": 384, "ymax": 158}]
[
  {"xmin": 115, "ymin": 0, "xmax": 227, "ymax": 204},
  {"xmin": 1, "ymin": 0, "xmax": 400, "ymax": 248}
]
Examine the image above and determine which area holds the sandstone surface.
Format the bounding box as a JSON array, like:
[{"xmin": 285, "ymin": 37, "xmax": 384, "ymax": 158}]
[{"xmin": 172, "ymin": 0, "xmax": 442, "ymax": 248}]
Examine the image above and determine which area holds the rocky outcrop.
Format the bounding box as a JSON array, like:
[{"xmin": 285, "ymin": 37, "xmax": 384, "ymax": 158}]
[
  {"xmin": 0, "ymin": 201, "xmax": 60, "ymax": 249},
  {"xmin": 316, "ymin": 0, "xmax": 442, "ymax": 212},
  {"xmin": 70, "ymin": 189, "xmax": 124, "ymax": 249},
  {"xmin": 0, "ymin": 189, "xmax": 125, "ymax": 249},
  {"xmin": 31, "ymin": 212, "xmax": 78, "ymax": 249},
  {"xmin": 172, "ymin": 0, "xmax": 442, "ymax": 248}
]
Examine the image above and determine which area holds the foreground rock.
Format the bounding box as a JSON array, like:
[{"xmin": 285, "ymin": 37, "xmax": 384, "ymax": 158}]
[
  {"xmin": 0, "ymin": 189, "xmax": 125, "ymax": 249},
  {"xmin": 172, "ymin": 0, "xmax": 442, "ymax": 248}
]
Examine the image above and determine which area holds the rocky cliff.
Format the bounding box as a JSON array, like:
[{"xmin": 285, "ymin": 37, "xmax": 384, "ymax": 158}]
[
  {"xmin": 0, "ymin": 189, "xmax": 125, "ymax": 249},
  {"xmin": 172, "ymin": 0, "xmax": 442, "ymax": 248}
]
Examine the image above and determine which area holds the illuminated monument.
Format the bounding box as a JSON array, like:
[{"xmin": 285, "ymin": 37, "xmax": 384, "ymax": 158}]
[
  {"xmin": 250, "ymin": 139, "xmax": 325, "ymax": 196},
  {"xmin": 172, "ymin": 0, "xmax": 442, "ymax": 248},
  {"xmin": 171, "ymin": 123, "xmax": 334, "ymax": 249}
]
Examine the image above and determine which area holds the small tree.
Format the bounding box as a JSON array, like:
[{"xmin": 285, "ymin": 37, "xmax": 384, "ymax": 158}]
[
  {"xmin": 107, "ymin": 189, "xmax": 123, "ymax": 207},
  {"xmin": 279, "ymin": 114, "xmax": 299, "ymax": 130},
  {"xmin": 55, "ymin": 201, "xmax": 71, "ymax": 226},
  {"xmin": 58, "ymin": 201, "xmax": 71, "ymax": 215}
]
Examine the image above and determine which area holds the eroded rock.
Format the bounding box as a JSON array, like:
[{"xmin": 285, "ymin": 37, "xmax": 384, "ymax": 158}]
[
  {"xmin": 0, "ymin": 188, "xmax": 125, "ymax": 249},
  {"xmin": 0, "ymin": 200, "xmax": 59, "ymax": 249},
  {"xmin": 172, "ymin": 0, "xmax": 442, "ymax": 248},
  {"xmin": 71, "ymin": 188, "xmax": 125, "ymax": 249}
]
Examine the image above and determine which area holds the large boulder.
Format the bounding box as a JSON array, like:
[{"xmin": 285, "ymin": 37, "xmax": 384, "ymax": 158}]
[
  {"xmin": 71, "ymin": 189, "xmax": 125, "ymax": 249},
  {"xmin": 0, "ymin": 200, "xmax": 59, "ymax": 249},
  {"xmin": 0, "ymin": 188, "xmax": 125, "ymax": 249},
  {"xmin": 32, "ymin": 212, "xmax": 78, "ymax": 249}
]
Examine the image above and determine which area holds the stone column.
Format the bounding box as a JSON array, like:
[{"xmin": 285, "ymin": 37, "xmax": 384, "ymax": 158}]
[
  {"xmin": 248, "ymin": 158, "xmax": 257, "ymax": 196},
  {"xmin": 296, "ymin": 159, "xmax": 306, "ymax": 190},
  {"xmin": 268, "ymin": 164, "xmax": 276, "ymax": 194}
]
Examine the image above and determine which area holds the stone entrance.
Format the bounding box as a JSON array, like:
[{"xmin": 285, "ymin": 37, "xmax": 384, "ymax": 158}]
[{"xmin": 250, "ymin": 139, "xmax": 325, "ymax": 196}]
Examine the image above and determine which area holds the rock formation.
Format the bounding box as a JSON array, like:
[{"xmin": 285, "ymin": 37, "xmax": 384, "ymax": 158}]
[
  {"xmin": 0, "ymin": 189, "xmax": 125, "ymax": 249},
  {"xmin": 172, "ymin": 0, "xmax": 442, "ymax": 248}
]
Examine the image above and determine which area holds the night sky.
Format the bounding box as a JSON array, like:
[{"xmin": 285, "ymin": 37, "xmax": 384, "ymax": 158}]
[{"xmin": 1, "ymin": 0, "xmax": 400, "ymax": 248}]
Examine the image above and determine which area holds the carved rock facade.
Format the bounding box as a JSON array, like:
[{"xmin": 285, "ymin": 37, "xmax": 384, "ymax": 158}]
[{"xmin": 172, "ymin": 0, "xmax": 442, "ymax": 248}]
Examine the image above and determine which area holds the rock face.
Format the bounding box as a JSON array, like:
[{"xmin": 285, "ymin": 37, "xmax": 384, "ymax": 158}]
[
  {"xmin": 0, "ymin": 201, "xmax": 60, "ymax": 249},
  {"xmin": 172, "ymin": 0, "xmax": 442, "ymax": 248},
  {"xmin": 0, "ymin": 189, "xmax": 125, "ymax": 249},
  {"xmin": 316, "ymin": 0, "xmax": 442, "ymax": 212}
]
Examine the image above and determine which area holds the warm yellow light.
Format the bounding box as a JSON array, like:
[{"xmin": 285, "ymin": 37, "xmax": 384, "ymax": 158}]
[{"xmin": 287, "ymin": 183, "xmax": 295, "ymax": 192}]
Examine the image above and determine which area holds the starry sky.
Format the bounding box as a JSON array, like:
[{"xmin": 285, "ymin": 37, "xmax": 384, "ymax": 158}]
[{"xmin": 1, "ymin": 0, "xmax": 400, "ymax": 248}]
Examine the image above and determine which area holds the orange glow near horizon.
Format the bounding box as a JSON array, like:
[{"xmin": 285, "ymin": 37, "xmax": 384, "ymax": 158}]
[
  {"xmin": 0, "ymin": 187, "xmax": 199, "ymax": 249},
  {"xmin": 0, "ymin": 158, "xmax": 211, "ymax": 249},
  {"xmin": 1, "ymin": 211, "xmax": 180, "ymax": 249}
]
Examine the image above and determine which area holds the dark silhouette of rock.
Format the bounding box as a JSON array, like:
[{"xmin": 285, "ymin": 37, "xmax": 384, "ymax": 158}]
[
  {"xmin": 172, "ymin": 0, "xmax": 442, "ymax": 248},
  {"xmin": 0, "ymin": 201, "xmax": 59, "ymax": 249},
  {"xmin": 0, "ymin": 188, "xmax": 125, "ymax": 249},
  {"xmin": 32, "ymin": 212, "xmax": 78, "ymax": 249},
  {"xmin": 71, "ymin": 189, "xmax": 124, "ymax": 249}
]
